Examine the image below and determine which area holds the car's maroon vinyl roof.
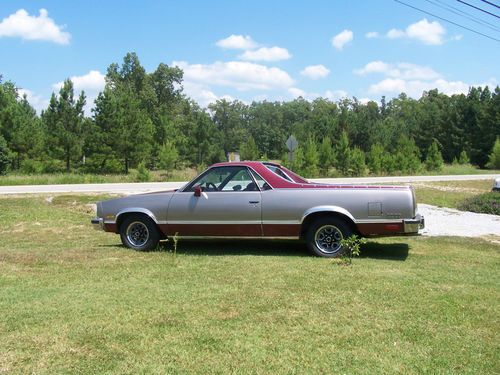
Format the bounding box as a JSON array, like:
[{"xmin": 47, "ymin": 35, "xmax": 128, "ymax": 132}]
[{"xmin": 211, "ymin": 161, "xmax": 403, "ymax": 190}]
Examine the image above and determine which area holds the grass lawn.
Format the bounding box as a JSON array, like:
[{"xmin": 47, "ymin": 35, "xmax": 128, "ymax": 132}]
[
  {"xmin": 0, "ymin": 168, "xmax": 199, "ymax": 186},
  {"xmin": 0, "ymin": 194, "xmax": 499, "ymax": 374},
  {"xmin": 414, "ymin": 179, "xmax": 496, "ymax": 209}
]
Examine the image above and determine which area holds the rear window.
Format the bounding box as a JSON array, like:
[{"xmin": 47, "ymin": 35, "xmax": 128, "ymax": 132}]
[{"xmin": 265, "ymin": 164, "xmax": 293, "ymax": 182}]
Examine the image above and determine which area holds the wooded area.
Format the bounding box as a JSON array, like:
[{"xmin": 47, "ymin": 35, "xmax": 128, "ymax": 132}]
[{"xmin": 1, "ymin": 52, "xmax": 499, "ymax": 177}]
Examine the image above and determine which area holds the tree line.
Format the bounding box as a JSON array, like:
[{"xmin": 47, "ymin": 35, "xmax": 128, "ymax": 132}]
[{"xmin": 1, "ymin": 52, "xmax": 499, "ymax": 177}]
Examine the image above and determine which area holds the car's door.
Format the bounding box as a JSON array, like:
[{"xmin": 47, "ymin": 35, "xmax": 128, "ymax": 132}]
[{"xmin": 166, "ymin": 166, "xmax": 262, "ymax": 237}]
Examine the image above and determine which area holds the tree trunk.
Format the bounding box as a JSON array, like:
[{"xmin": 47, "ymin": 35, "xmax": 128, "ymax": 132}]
[{"xmin": 125, "ymin": 156, "xmax": 129, "ymax": 174}]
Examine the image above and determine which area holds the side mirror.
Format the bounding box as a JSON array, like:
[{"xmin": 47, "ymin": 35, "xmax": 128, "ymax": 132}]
[{"xmin": 194, "ymin": 185, "xmax": 202, "ymax": 197}]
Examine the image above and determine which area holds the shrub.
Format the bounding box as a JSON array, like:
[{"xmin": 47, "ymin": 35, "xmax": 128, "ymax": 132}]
[
  {"xmin": 458, "ymin": 192, "xmax": 500, "ymax": 215},
  {"xmin": 425, "ymin": 140, "xmax": 444, "ymax": 171},
  {"xmin": 135, "ymin": 162, "xmax": 151, "ymax": 182},
  {"xmin": 486, "ymin": 138, "xmax": 500, "ymax": 169},
  {"xmin": 0, "ymin": 135, "xmax": 11, "ymax": 175}
]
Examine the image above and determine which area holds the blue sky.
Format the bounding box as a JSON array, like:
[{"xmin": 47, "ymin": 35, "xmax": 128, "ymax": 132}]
[{"xmin": 0, "ymin": 0, "xmax": 499, "ymax": 112}]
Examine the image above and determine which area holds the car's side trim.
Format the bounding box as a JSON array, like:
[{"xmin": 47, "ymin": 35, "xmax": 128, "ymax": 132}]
[
  {"xmin": 301, "ymin": 206, "xmax": 356, "ymax": 223},
  {"xmin": 115, "ymin": 207, "xmax": 158, "ymax": 223},
  {"xmin": 175, "ymin": 236, "xmax": 298, "ymax": 240},
  {"xmin": 159, "ymin": 223, "xmax": 262, "ymax": 237}
]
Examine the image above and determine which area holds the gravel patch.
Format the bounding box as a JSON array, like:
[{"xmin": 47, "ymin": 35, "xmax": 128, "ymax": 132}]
[{"xmin": 418, "ymin": 204, "xmax": 500, "ymax": 238}]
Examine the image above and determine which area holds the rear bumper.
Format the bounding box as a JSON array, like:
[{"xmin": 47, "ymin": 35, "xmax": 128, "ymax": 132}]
[
  {"xmin": 403, "ymin": 214, "xmax": 425, "ymax": 234},
  {"xmin": 91, "ymin": 217, "xmax": 104, "ymax": 231}
]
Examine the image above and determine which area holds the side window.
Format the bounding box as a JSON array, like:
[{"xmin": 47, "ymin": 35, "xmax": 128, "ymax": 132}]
[
  {"xmin": 221, "ymin": 168, "xmax": 256, "ymax": 191},
  {"xmin": 185, "ymin": 167, "xmax": 233, "ymax": 192},
  {"xmin": 250, "ymin": 169, "xmax": 272, "ymax": 190},
  {"xmin": 185, "ymin": 166, "xmax": 259, "ymax": 192}
]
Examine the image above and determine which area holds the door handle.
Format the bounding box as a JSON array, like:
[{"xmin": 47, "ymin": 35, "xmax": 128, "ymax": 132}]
[{"xmin": 249, "ymin": 201, "xmax": 260, "ymax": 204}]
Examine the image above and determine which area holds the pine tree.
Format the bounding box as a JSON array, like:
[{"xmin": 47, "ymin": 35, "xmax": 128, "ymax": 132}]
[
  {"xmin": 239, "ymin": 136, "xmax": 260, "ymax": 160},
  {"xmin": 367, "ymin": 143, "xmax": 384, "ymax": 175},
  {"xmin": 319, "ymin": 137, "xmax": 335, "ymax": 174},
  {"xmin": 425, "ymin": 139, "xmax": 444, "ymax": 171},
  {"xmin": 42, "ymin": 80, "xmax": 86, "ymax": 172},
  {"xmin": 159, "ymin": 141, "xmax": 179, "ymax": 176},
  {"xmin": 0, "ymin": 134, "xmax": 11, "ymax": 175},
  {"xmin": 350, "ymin": 147, "xmax": 366, "ymax": 176},
  {"xmin": 335, "ymin": 131, "xmax": 351, "ymax": 175},
  {"xmin": 303, "ymin": 136, "xmax": 319, "ymax": 177},
  {"xmin": 458, "ymin": 150, "xmax": 470, "ymax": 165},
  {"xmin": 486, "ymin": 138, "xmax": 500, "ymax": 169}
]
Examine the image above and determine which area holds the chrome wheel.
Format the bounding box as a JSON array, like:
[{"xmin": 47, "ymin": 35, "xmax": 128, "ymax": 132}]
[
  {"xmin": 314, "ymin": 224, "xmax": 343, "ymax": 254},
  {"xmin": 126, "ymin": 221, "xmax": 150, "ymax": 247}
]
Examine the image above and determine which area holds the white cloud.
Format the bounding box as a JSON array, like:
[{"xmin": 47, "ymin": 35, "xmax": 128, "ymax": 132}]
[
  {"xmin": 182, "ymin": 81, "xmax": 233, "ymax": 107},
  {"xmin": 17, "ymin": 88, "xmax": 49, "ymax": 113},
  {"xmin": 387, "ymin": 18, "xmax": 446, "ymax": 45},
  {"xmin": 52, "ymin": 70, "xmax": 106, "ymax": 115},
  {"xmin": 365, "ymin": 31, "xmax": 379, "ymax": 39},
  {"xmin": 0, "ymin": 8, "xmax": 70, "ymax": 44},
  {"xmin": 368, "ymin": 78, "xmax": 497, "ymax": 98},
  {"xmin": 239, "ymin": 46, "xmax": 291, "ymax": 61},
  {"xmin": 288, "ymin": 87, "xmax": 348, "ymax": 101},
  {"xmin": 173, "ymin": 60, "xmax": 294, "ymax": 91},
  {"xmin": 53, "ymin": 70, "xmax": 105, "ymax": 92},
  {"xmin": 300, "ymin": 65, "xmax": 330, "ymax": 80},
  {"xmin": 355, "ymin": 61, "xmax": 440, "ymax": 81},
  {"xmin": 331, "ymin": 30, "xmax": 353, "ymax": 50},
  {"xmin": 324, "ymin": 90, "xmax": 348, "ymax": 101},
  {"xmin": 216, "ymin": 34, "xmax": 258, "ymax": 50}
]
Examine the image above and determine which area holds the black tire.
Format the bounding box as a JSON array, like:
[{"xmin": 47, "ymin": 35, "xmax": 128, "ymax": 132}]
[
  {"xmin": 306, "ymin": 217, "xmax": 352, "ymax": 258},
  {"xmin": 119, "ymin": 214, "xmax": 160, "ymax": 251}
]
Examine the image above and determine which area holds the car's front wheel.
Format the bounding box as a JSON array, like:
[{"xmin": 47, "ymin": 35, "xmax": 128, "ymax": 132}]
[
  {"xmin": 120, "ymin": 214, "xmax": 160, "ymax": 251},
  {"xmin": 306, "ymin": 217, "xmax": 352, "ymax": 257}
]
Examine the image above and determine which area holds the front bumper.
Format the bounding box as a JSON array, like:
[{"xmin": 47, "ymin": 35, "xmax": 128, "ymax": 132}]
[
  {"xmin": 91, "ymin": 217, "xmax": 104, "ymax": 231},
  {"xmin": 403, "ymin": 214, "xmax": 425, "ymax": 234}
]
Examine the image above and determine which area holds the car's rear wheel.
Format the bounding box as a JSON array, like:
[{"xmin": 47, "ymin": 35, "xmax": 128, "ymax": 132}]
[
  {"xmin": 120, "ymin": 214, "xmax": 160, "ymax": 251},
  {"xmin": 306, "ymin": 217, "xmax": 352, "ymax": 257}
]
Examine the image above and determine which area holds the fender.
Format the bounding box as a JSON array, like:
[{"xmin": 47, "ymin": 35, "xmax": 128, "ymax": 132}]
[
  {"xmin": 115, "ymin": 207, "xmax": 158, "ymax": 224},
  {"xmin": 301, "ymin": 205, "xmax": 356, "ymax": 224}
]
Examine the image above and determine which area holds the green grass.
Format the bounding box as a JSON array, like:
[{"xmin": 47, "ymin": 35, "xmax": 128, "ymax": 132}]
[
  {"xmin": 414, "ymin": 179, "xmax": 496, "ymax": 209},
  {"xmin": 0, "ymin": 195, "xmax": 499, "ymax": 374},
  {"xmin": 0, "ymin": 168, "xmax": 198, "ymax": 186}
]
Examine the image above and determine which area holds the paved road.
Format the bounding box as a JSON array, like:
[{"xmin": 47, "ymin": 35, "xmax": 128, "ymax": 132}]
[{"xmin": 0, "ymin": 174, "xmax": 497, "ymax": 195}]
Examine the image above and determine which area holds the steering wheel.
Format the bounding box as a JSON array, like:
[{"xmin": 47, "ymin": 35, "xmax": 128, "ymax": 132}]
[{"xmin": 205, "ymin": 182, "xmax": 217, "ymax": 191}]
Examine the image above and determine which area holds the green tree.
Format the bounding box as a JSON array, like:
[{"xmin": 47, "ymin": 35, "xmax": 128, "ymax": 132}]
[
  {"xmin": 302, "ymin": 136, "xmax": 319, "ymax": 177},
  {"xmin": 239, "ymin": 136, "xmax": 260, "ymax": 160},
  {"xmin": 425, "ymin": 139, "xmax": 444, "ymax": 171},
  {"xmin": 0, "ymin": 134, "xmax": 11, "ymax": 175},
  {"xmin": 335, "ymin": 131, "xmax": 351, "ymax": 175},
  {"xmin": 486, "ymin": 138, "xmax": 500, "ymax": 169},
  {"xmin": 392, "ymin": 136, "xmax": 421, "ymax": 174},
  {"xmin": 367, "ymin": 143, "xmax": 385, "ymax": 175},
  {"xmin": 458, "ymin": 150, "xmax": 470, "ymax": 164},
  {"xmin": 350, "ymin": 147, "xmax": 366, "ymax": 176},
  {"xmin": 42, "ymin": 80, "xmax": 86, "ymax": 172},
  {"xmin": 158, "ymin": 140, "xmax": 179, "ymax": 174},
  {"xmin": 319, "ymin": 137, "xmax": 335, "ymax": 173},
  {"xmin": 93, "ymin": 88, "xmax": 154, "ymax": 174}
]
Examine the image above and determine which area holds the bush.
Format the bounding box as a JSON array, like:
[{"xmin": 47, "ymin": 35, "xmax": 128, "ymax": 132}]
[
  {"xmin": 486, "ymin": 138, "xmax": 500, "ymax": 169},
  {"xmin": 0, "ymin": 135, "xmax": 11, "ymax": 175},
  {"xmin": 425, "ymin": 140, "xmax": 444, "ymax": 171},
  {"xmin": 458, "ymin": 192, "xmax": 500, "ymax": 215},
  {"xmin": 135, "ymin": 162, "xmax": 151, "ymax": 182}
]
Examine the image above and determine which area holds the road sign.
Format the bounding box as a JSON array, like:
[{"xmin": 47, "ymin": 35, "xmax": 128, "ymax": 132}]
[{"xmin": 286, "ymin": 135, "xmax": 298, "ymax": 152}]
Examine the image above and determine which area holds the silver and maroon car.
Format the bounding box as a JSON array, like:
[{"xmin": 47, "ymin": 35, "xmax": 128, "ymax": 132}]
[{"xmin": 91, "ymin": 161, "xmax": 424, "ymax": 257}]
